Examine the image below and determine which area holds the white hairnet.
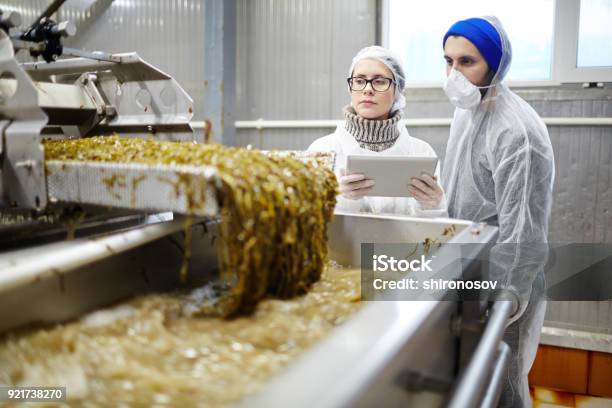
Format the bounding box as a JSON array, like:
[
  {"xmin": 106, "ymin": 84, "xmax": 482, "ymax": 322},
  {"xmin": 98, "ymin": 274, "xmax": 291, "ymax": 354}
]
[
  {"xmin": 348, "ymin": 46, "xmax": 407, "ymax": 114},
  {"xmin": 483, "ymin": 16, "xmax": 513, "ymax": 91},
  {"xmin": 441, "ymin": 17, "xmax": 554, "ymax": 407}
]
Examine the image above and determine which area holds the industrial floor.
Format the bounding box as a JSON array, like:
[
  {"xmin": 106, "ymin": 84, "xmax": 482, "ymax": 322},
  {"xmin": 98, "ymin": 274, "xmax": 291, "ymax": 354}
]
[
  {"xmin": 531, "ymin": 387, "xmax": 612, "ymax": 407},
  {"xmin": 529, "ymin": 344, "xmax": 612, "ymax": 407}
]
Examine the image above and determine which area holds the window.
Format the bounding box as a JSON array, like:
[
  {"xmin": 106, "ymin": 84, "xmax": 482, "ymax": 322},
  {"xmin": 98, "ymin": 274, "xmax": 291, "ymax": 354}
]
[
  {"xmin": 383, "ymin": 0, "xmax": 612, "ymax": 86},
  {"xmin": 577, "ymin": 0, "xmax": 612, "ymax": 68}
]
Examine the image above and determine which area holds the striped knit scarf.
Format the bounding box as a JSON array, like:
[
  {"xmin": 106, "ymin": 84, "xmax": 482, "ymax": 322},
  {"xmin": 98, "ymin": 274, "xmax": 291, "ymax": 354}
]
[{"xmin": 343, "ymin": 105, "xmax": 401, "ymax": 152}]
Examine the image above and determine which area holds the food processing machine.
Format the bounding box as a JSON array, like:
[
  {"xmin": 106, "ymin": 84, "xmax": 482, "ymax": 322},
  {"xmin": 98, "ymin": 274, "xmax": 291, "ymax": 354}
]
[
  {"xmin": 0, "ymin": 0, "xmax": 197, "ymax": 214},
  {"xmin": 0, "ymin": 3, "xmax": 516, "ymax": 407}
]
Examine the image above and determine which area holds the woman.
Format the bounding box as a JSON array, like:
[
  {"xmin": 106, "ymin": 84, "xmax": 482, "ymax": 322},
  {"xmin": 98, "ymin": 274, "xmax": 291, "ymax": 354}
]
[
  {"xmin": 441, "ymin": 17, "xmax": 555, "ymax": 408},
  {"xmin": 308, "ymin": 46, "xmax": 446, "ymax": 217}
]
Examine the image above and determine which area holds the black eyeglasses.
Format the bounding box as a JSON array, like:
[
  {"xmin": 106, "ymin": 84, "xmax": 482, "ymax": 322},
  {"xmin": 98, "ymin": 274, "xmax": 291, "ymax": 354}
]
[{"xmin": 347, "ymin": 76, "xmax": 395, "ymax": 92}]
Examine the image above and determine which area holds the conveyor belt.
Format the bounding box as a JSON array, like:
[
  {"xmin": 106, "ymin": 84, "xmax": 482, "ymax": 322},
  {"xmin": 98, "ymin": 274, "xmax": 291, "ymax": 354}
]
[
  {"xmin": 44, "ymin": 151, "xmax": 335, "ymax": 216},
  {"xmin": 46, "ymin": 160, "xmax": 220, "ymax": 216}
]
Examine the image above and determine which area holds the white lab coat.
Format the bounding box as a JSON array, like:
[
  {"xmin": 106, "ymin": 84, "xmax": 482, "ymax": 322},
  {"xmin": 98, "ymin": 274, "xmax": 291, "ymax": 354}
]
[{"xmin": 308, "ymin": 122, "xmax": 447, "ymax": 217}]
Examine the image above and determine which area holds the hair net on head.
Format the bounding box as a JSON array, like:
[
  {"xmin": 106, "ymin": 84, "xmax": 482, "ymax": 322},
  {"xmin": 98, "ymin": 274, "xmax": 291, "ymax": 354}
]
[
  {"xmin": 483, "ymin": 16, "xmax": 513, "ymax": 83},
  {"xmin": 443, "ymin": 16, "xmax": 513, "ymax": 84},
  {"xmin": 348, "ymin": 46, "xmax": 406, "ymax": 114},
  {"xmin": 443, "ymin": 17, "xmax": 503, "ymax": 73}
]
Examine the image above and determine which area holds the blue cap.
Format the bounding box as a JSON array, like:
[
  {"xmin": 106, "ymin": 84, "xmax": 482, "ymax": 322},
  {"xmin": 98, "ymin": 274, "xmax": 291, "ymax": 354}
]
[{"xmin": 443, "ymin": 18, "xmax": 503, "ymax": 74}]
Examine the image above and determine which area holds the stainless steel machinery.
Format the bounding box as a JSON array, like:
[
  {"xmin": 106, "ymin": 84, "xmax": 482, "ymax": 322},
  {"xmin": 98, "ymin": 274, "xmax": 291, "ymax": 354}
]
[
  {"xmin": 0, "ymin": 3, "xmax": 515, "ymax": 407},
  {"xmin": 1, "ymin": 211, "xmax": 509, "ymax": 407},
  {"xmin": 0, "ymin": 1, "xmax": 196, "ymax": 213}
]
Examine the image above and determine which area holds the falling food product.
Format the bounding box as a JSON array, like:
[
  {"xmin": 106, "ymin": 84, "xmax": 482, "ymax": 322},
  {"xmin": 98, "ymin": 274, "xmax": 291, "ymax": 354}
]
[{"xmin": 44, "ymin": 136, "xmax": 339, "ymax": 317}]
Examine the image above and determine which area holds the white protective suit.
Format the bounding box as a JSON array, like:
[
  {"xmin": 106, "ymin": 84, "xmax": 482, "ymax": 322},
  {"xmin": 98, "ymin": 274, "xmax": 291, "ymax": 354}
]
[
  {"xmin": 308, "ymin": 122, "xmax": 447, "ymax": 218},
  {"xmin": 441, "ymin": 16, "xmax": 555, "ymax": 408}
]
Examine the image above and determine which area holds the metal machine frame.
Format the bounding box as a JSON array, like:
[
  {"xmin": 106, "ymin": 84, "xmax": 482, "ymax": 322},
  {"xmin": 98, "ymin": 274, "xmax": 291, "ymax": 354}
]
[{"xmin": 0, "ymin": 2, "xmax": 195, "ymax": 211}]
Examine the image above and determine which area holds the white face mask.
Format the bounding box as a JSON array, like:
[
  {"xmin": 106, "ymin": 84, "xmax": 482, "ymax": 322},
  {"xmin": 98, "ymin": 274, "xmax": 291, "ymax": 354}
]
[{"xmin": 443, "ymin": 69, "xmax": 492, "ymax": 109}]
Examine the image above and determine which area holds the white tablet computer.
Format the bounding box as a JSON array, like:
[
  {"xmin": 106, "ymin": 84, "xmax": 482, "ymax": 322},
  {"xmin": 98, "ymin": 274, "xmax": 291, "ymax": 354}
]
[{"xmin": 346, "ymin": 155, "xmax": 438, "ymax": 197}]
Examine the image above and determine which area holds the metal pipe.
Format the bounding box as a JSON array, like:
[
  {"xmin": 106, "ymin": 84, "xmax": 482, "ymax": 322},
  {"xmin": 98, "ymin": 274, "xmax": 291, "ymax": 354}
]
[
  {"xmin": 21, "ymin": 58, "xmax": 117, "ymax": 75},
  {"xmin": 542, "ymin": 117, "xmax": 612, "ymax": 126},
  {"xmin": 233, "ymin": 119, "xmax": 342, "ymax": 129},
  {"xmin": 479, "ymin": 342, "xmax": 511, "ymax": 408},
  {"xmin": 446, "ymin": 299, "xmax": 514, "ymax": 408},
  {"xmin": 210, "ymin": 117, "xmax": 612, "ymax": 131},
  {"xmin": 61, "ymin": 47, "xmax": 121, "ymax": 63},
  {"xmin": 36, "ymin": 0, "xmax": 68, "ymax": 22}
]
